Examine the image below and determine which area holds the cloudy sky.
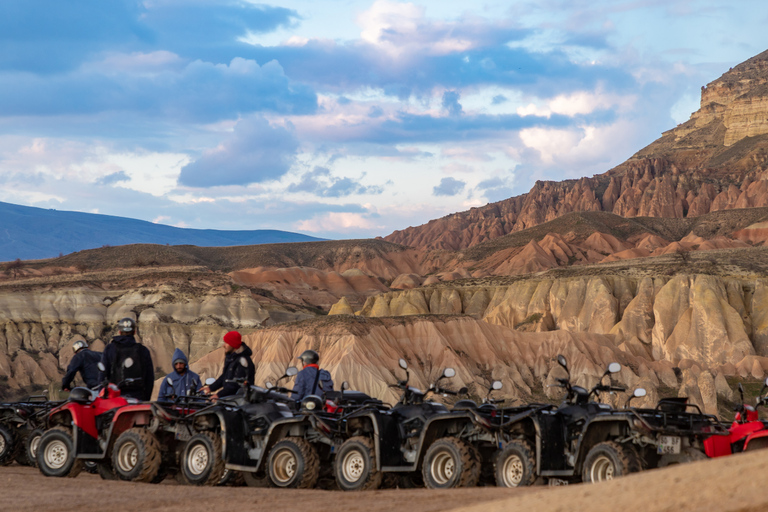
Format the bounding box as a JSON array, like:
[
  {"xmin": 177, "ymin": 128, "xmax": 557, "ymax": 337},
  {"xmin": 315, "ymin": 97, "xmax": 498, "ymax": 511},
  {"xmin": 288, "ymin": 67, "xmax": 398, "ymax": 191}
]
[{"xmin": 0, "ymin": 1, "xmax": 765, "ymax": 240}]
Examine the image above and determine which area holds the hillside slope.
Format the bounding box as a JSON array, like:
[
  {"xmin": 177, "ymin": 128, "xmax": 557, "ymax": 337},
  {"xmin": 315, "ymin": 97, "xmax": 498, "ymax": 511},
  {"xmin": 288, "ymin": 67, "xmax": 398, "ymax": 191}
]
[{"xmin": 0, "ymin": 200, "xmax": 324, "ymax": 262}]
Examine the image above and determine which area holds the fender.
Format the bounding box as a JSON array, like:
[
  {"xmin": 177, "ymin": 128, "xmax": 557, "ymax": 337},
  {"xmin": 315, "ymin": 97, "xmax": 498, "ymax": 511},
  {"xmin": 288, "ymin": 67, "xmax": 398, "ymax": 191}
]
[
  {"xmin": 48, "ymin": 403, "xmax": 98, "ymax": 438},
  {"xmin": 108, "ymin": 404, "xmax": 153, "ymax": 439},
  {"xmin": 343, "ymin": 410, "xmax": 384, "ymax": 470},
  {"xmin": 255, "ymin": 415, "xmax": 313, "ymax": 472},
  {"xmin": 573, "ymin": 415, "xmax": 634, "ymax": 473},
  {"xmin": 743, "ymin": 427, "xmax": 768, "ymax": 451}
]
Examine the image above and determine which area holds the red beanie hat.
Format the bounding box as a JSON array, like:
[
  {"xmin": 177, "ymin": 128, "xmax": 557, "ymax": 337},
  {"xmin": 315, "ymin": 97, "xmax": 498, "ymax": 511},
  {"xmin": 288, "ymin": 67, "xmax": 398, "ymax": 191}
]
[{"xmin": 223, "ymin": 331, "xmax": 242, "ymax": 349}]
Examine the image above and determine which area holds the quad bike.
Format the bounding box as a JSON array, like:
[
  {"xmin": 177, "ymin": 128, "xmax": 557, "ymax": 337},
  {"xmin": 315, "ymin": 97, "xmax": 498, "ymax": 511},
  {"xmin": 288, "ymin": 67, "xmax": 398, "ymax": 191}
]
[
  {"xmin": 182, "ymin": 360, "xmax": 385, "ymax": 490},
  {"xmin": 0, "ymin": 394, "xmax": 63, "ymax": 467},
  {"xmin": 334, "ymin": 358, "xmax": 478, "ymax": 491},
  {"xmin": 492, "ymin": 355, "xmax": 727, "ymax": 486},
  {"xmin": 704, "ymin": 377, "xmax": 768, "ymax": 457},
  {"xmin": 36, "ymin": 358, "xmax": 156, "ymax": 480}
]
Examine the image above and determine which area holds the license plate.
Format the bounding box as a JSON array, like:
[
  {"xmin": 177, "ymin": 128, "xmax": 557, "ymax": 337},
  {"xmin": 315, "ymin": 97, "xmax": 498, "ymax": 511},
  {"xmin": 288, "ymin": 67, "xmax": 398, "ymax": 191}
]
[{"xmin": 657, "ymin": 435, "xmax": 681, "ymax": 454}]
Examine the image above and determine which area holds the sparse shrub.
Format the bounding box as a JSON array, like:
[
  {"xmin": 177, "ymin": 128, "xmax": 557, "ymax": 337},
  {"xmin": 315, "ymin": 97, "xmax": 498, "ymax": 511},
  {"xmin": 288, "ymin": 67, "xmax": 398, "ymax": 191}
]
[{"xmin": 4, "ymin": 258, "xmax": 24, "ymax": 278}]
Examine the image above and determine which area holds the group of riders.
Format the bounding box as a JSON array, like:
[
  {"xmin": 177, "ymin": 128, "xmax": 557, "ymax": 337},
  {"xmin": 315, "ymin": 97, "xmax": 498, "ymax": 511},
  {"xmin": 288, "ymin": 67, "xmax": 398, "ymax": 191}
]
[{"xmin": 63, "ymin": 317, "xmax": 333, "ymax": 402}]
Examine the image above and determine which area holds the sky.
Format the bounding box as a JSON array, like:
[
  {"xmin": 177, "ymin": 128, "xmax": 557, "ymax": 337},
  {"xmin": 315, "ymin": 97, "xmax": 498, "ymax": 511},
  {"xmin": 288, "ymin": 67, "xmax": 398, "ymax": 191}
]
[{"xmin": 0, "ymin": 0, "xmax": 766, "ymax": 240}]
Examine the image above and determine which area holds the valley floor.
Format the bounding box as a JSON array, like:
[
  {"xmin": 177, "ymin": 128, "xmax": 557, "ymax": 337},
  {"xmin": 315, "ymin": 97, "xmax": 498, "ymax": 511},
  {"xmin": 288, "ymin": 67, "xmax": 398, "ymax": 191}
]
[{"xmin": 4, "ymin": 450, "xmax": 767, "ymax": 512}]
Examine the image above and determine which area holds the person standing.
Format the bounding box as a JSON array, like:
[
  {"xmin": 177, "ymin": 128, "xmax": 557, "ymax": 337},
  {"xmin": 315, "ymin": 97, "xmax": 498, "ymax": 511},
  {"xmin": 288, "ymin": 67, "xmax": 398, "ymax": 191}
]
[
  {"xmin": 100, "ymin": 317, "xmax": 155, "ymax": 401},
  {"xmin": 61, "ymin": 339, "xmax": 101, "ymax": 391},
  {"xmin": 157, "ymin": 348, "xmax": 201, "ymax": 401},
  {"xmin": 292, "ymin": 349, "xmax": 334, "ymax": 400},
  {"xmin": 200, "ymin": 331, "xmax": 255, "ymax": 399}
]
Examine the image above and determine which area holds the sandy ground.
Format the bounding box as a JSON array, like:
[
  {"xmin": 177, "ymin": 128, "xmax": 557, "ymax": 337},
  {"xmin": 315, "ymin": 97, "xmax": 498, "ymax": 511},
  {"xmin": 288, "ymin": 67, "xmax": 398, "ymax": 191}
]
[{"xmin": 2, "ymin": 450, "xmax": 767, "ymax": 512}]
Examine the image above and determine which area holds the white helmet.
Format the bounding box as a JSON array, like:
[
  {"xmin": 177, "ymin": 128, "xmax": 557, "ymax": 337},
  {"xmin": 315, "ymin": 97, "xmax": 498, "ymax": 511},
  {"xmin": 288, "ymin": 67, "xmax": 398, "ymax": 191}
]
[{"xmin": 72, "ymin": 339, "xmax": 88, "ymax": 353}]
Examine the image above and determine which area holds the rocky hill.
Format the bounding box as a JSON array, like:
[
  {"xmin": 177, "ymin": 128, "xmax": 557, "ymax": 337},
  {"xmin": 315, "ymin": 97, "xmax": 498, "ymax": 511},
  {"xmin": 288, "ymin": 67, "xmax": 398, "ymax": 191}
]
[{"xmin": 384, "ymin": 50, "xmax": 768, "ymax": 251}]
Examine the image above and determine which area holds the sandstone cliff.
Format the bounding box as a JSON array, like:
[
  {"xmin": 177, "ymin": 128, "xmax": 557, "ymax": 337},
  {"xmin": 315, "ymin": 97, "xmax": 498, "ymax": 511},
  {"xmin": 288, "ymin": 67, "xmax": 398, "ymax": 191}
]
[{"xmin": 385, "ymin": 50, "xmax": 768, "ymax": 251}]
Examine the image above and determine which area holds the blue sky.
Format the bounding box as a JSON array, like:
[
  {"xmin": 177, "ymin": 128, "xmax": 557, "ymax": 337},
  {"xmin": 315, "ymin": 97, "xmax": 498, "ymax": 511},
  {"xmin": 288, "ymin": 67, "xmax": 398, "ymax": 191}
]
[{"xmin": 0, "ymin": 0, "xmax": 765, "ymax": 240}]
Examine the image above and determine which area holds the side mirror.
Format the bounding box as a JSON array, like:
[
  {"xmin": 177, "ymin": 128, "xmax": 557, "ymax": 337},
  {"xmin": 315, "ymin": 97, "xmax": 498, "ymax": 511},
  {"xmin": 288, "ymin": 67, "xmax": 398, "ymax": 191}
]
[
  {"xmin": 97, "ymin": 362, "xmax": 106, "ymax": 372},
  {"xmin": 608, "ymin": 362, "xmax": 621, "ymax": 374},
  {"xmin": 443, "ymin": 368, "xmax": 456, "ymax": 378},
  {"xmin": 492, "ymin": 380, "xmax": 503, "ymax": 390},
  {"xmin": 739, "ymin": 382, "xmax": 745, "ymax": 402},
  {"xmin": 205, "ymin": 377, "xmax": 216, "ymax": 386},
  {"xmin": 166, "ymin": 377, "xmax": 174, "ymax": 386},
  {"xmin": 458, "ymin": 387, "xmax": 468, "ymax": 395},
  {"xmin": 557, "ymin": 355, "xmax": 568, "ymax": 371},
  {"xmin": 399, "ymin": 358, "xmax": 408, "ymax": 370},
  {"xmin": 286, "ymin": 366, "xmax": 299, "ymax": 377},
  {"xmin": 239, "ymin": 357, "xmax": 248, "ymax": 367},
  {"xmin": 764, "ymin": 377, "xmax": 768, "ymax": 387},
  {"xmin": 634, "ymin": 388, "xmax": 647, "ymax": 398},
  {"xmin": 265, "ymin": 381, "xmax": 274, "ymax": 389},
  {"xmin": 124, "ymin": 357, "xmax": 134, "ymax": 368},
  {"xmin": 342, "ymin": 381, "xmax": 349, "ymax": 391}
]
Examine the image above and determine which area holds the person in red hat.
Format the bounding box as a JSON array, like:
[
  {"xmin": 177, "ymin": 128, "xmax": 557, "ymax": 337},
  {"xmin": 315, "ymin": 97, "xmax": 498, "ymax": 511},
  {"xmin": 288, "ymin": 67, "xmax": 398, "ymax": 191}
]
[{"xmin": 200, "ymin": 330, "xmax": 255, "ymax": 398}]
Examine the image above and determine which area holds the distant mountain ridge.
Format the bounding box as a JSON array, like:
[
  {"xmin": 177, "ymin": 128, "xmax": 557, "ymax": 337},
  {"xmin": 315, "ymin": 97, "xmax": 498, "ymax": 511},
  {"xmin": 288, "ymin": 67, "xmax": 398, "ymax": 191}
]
[{"xmin": 0, "ymin": 201, "xmax": 324, "ymax": 262}]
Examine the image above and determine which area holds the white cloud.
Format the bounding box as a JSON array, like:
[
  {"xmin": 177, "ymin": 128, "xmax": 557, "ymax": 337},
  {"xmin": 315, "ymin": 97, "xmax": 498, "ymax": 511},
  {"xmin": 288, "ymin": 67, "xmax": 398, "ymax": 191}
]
[{"xmin": 296, "ymin": 212, "xmax": 382, "ymax": 232}]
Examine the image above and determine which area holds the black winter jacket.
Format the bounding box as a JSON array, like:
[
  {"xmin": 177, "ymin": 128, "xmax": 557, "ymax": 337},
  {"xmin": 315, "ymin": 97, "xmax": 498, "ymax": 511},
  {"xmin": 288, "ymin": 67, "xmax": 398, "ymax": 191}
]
[
  {"xmin": 62, "ymin": 349, "xmax": 102, "ymax": 390},
  {"xmin": 209, "ymin": 344, "xmax": 255, "ymax": 398},
  {"xmin": 100, "ymin": 335, "xmax": 155, "ymax": 401}
]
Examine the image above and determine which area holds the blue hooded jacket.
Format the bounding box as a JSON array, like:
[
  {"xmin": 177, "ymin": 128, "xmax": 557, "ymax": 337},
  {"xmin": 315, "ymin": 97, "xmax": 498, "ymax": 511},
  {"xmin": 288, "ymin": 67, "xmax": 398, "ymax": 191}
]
[
  {"xmin": 158, "ymin": 348, "xmax": 201, "ymax": 401},
  {"xmin": 292, "ymin": 364, "xmax": 334, "ymax": 400}
]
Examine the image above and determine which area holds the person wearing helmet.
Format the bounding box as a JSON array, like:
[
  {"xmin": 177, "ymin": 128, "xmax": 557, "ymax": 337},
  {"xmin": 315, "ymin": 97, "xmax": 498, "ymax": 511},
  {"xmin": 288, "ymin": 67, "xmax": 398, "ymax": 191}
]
[
  {"xmin": 100, "ymin": 317, "xmax": 155, "ymax": 401},
  {"xmin": 291, "ymin": 349, "xmax": 334, "ymax": 400},
  {"xmin": 61, "ymin": 339, "xmax": 102, "ymax": 391},
  {"xmin": 200, "ymin": 331, "xmax": 255, "ymax": 399},
  {"xmin": 157, "ymin": 348, "xmax": 201, "ymax": 401}
]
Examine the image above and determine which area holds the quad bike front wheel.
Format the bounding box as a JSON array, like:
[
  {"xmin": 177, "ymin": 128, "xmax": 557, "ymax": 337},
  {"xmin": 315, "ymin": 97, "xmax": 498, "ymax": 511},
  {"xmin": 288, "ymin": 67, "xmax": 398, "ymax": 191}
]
[
  {"xmin": 180, "ymin": 432, "xmax": 225, "ymax": 486},
  {"xmin": 422, "ymin": 437, "xmax": 480, "ymax": 489},
  {"xmin": 267, "ymin": 438, "xmax": 319, "ymax": 489},
  {"xmin": 334, "ymin": 436, "xmax": 382, "ymax": 491},
  {"xmin": 494, "ymin": 440, "xmax": 536, "ymax": 487},
  {"xmin": 582, "ymin": 441, "xmax": 640, "ymax": 483},
  {"xmin": 37, "ymin": 426, "xmax": 83, "ymax": 478},
  {"xmin": 112, "ymin": 428, "xmax": 162, "ymax": 483}
]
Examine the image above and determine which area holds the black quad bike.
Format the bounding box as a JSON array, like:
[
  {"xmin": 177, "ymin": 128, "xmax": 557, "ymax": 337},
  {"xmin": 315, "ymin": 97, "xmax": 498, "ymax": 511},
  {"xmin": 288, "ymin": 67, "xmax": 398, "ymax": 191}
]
[
  {"xmin": 0, "ymin": 394, "xmax": 63, "ymax": 467},
  {"xmin": 182, "ymin": 360, "xmax": 386, "ymax": 490},
  {"xmin": 334, "ymin": 358, "xmax": 478, "ymax": 491},
  {"xmin": 492, "ymin": 355, "xmax": 727, "ymax": 486}
]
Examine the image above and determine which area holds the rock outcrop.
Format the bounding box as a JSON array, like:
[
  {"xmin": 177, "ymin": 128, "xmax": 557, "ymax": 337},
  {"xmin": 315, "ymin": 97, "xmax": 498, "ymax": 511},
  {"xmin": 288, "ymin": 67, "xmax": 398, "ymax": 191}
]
[{"xmin": 385, "ymin": 51, "xmax": 768, "ymax": 252}]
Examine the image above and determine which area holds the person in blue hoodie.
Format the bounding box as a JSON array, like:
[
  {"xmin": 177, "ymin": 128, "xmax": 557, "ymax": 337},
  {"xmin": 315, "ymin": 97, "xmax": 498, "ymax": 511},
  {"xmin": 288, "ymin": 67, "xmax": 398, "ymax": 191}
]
[
  {"xmin": 157, "ymin": 348, "xmax": 201, "ymax": 402},
  {"xmin": 292, "ymin": 349, "xmax": 334, "ymax": 400}
]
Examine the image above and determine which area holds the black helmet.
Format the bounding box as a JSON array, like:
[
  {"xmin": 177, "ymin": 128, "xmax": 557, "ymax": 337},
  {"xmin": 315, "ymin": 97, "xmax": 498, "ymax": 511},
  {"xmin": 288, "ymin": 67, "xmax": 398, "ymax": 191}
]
[
  {"xmin": 117, "ymin": 317, "xmax": 136, "ymax": 334},
  {"xmin": 297, "ymin": 349, "xmax": 319, "ymax": 365}
]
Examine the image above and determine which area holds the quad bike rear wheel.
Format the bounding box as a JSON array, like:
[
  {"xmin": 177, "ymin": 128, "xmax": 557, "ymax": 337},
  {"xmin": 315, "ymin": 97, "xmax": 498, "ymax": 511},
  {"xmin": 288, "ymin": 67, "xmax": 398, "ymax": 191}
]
[
  {"xmin": 494, "ymin": 440, "xmax": 536, "ymax": 488},
  {"xmin": 334, "ymin": 436, "xmax": 382, "ymax": 491},
  {"xmin": 37, "ymin": 426, "xmax": 83, "ymax": 478},
  {"xmin": 267, "ymin": 438, "xmax": 319, "ymax": 489},
  {"xmin": 0, "ymin": 424, "xmax": 16, "ymax": 466},
  {"xmin": 23, "ymin": 429, "xmax": 44, "ymax": 468},
  {"xmin": 243, "ymin": 471, "xmax": 270, "ymax": 488},
  {"xmin": 582, "ymin": 441, "xmax": 640, "ymax": 483},
  {"xmin": 422, "ymin": 437, "xmax": 480, "ymax": 489},
  {"xmin": 111, "ymin": 428, "xmax": 162, "ymax": 483},
  {"xmin": 180, "ymin": 432, "xmax": 225, "ymax": 486}
]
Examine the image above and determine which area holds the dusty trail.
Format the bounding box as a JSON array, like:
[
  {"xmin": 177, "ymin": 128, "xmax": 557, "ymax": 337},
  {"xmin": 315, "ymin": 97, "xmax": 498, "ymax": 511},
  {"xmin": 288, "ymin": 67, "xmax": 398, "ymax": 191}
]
[{"xmin": 3, "ymin": 449, "xmax": 766, "ymax": 512}]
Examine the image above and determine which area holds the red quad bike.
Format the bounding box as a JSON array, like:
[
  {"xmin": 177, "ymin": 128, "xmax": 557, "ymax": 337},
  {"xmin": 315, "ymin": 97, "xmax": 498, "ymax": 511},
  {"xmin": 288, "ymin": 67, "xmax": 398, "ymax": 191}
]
[
  {"xmin": 704, "ymin": 378, "xmax": 768, "ymax": 457},
  {"xmin": 36, "ymin": 359, "xmax": 155, "ymax": 480}
]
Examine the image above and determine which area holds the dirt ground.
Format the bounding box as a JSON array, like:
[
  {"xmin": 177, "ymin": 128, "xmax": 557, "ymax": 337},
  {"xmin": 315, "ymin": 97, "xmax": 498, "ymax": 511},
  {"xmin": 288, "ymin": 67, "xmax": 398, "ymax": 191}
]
[{"xmin": 3, "ymin": 450, "xmax": 768, "ymax": 512}]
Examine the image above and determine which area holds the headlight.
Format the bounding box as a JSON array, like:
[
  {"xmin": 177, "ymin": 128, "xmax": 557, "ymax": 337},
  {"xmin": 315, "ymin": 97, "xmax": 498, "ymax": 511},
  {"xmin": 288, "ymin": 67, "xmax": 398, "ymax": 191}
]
[{"xmin": 301, "ymin": 395, "xmax": 323, "ymax": 412}]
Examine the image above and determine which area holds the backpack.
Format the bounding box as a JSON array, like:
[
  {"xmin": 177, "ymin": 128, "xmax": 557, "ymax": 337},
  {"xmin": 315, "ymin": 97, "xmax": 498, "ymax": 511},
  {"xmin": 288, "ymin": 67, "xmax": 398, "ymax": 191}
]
[{"xmin": 111, "ymin": 343, "xmax": 144, "ymax": 391}]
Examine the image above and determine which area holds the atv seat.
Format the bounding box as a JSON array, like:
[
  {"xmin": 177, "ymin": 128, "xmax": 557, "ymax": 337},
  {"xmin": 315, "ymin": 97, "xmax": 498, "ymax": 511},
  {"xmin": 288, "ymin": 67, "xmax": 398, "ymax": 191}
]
[{"xmin": 453, "ymin": 399, "xmax": 479, "ymax": 411}]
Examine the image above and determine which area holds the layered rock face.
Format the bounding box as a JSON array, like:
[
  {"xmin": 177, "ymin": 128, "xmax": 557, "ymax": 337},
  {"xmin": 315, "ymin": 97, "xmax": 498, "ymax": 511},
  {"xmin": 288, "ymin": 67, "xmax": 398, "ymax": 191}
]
[
  {"xmin": 336, "ymin": 274, "xmax": 768, "ymax": 380},
  {"xmin": 187, "ymin": 316, "xmax": 718, "ymax": 414},
  {"xmin": 0, "ymin": 279, "xmax": 269, "ymax": 395},
  {"xmin": 385, "ymin": 51, "xmax": 768, "ymax": 251}
]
